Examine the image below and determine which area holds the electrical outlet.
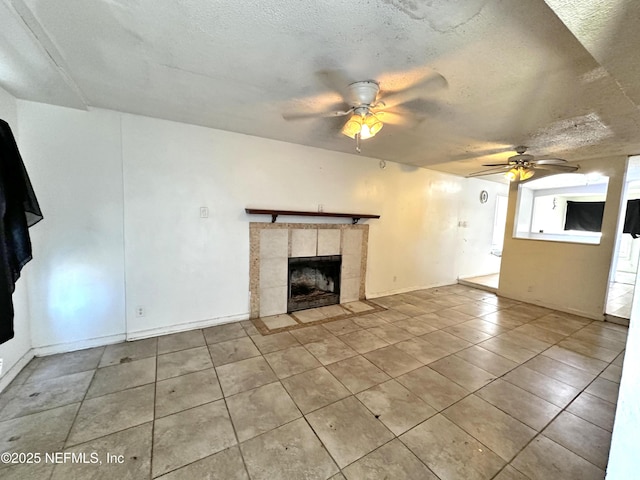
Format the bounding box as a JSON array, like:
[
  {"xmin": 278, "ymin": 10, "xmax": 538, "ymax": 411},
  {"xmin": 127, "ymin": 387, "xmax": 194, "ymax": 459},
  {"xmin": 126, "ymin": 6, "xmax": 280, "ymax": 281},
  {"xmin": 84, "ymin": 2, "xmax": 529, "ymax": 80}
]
[
  {"xmin": 200, "ymin": 207, "xmax": 209, "ymax": 218},
  {"xmin": 136, "ymin": 306, "xmax": 145, "ymax": 317}
]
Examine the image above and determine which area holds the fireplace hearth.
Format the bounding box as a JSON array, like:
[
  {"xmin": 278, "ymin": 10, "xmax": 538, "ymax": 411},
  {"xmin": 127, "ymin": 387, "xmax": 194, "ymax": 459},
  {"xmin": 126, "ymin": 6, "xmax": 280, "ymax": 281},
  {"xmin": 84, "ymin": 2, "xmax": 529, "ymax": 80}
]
[{"xmin": 288, "ymin": 255, "xmax": 342, "ymax": 312}]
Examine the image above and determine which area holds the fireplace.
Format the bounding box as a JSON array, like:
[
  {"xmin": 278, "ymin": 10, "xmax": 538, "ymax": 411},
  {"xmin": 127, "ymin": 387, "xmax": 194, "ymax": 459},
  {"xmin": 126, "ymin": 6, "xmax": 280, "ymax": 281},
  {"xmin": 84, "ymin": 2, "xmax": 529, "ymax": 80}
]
[
  {"xmin": 288, "ymin": 255, "xmax": 342, "ymax": 312},
  {"xmin": 249, "ymin": 224, "xmax": 368, "ymax": 318}
]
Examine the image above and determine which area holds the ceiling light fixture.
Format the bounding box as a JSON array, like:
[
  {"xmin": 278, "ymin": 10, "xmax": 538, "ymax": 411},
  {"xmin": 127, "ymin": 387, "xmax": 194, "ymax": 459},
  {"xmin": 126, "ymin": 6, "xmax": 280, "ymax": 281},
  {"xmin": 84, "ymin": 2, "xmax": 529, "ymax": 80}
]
[
  {"xmin": 505, "ymin": 165, "xmax": 535, "ymax": 182},
  {"xmin": 341, "ymin": 107, "xmax": 384, "ymax": 153}
]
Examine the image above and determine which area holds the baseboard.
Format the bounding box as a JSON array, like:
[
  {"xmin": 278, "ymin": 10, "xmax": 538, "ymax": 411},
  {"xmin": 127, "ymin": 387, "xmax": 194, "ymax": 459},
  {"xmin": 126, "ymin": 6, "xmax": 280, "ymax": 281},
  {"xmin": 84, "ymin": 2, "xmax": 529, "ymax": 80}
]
[
  {"xmin": 33, "ymin": 333, "xmax": 127, "ymax": 357},
  {"xmin": 496, "ymin": 292, "xmax": 604, "ymax": 320},
  {"xmin": 367, "ymin": 281, "xmax": 458, "ymax": 299},
  {"xmin": 126, "ymin": 313, "xmax": 250, "ymax": 341},
  {"xmin": 605, "ymin": 314, "xmax": 630, "ymax": 327},
  {"xmin": 0, "ymin": 348, "xmax": 35, "ymax": 393},
  {"xmin": 28, "ymin": 313, "xmax": 251, "ymax": 354}
]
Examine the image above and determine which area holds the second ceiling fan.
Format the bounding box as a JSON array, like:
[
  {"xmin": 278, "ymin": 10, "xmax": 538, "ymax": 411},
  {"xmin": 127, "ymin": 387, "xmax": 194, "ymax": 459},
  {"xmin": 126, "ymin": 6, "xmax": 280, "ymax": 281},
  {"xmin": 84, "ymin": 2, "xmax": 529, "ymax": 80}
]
[{"xmin": 468, "ymin": 146, "xmax": 579, "ymax": 181}]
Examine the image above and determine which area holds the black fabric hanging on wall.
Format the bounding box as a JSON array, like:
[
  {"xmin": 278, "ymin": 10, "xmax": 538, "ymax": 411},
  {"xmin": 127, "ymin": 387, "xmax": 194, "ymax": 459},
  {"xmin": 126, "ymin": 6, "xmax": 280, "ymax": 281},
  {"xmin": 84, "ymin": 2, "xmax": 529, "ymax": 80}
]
[
  {"xmin": 0, "ymin": 119, "xmax": 42, "ymax": 345},
  {"xmin": 564, "ymin": 201, "xmax": 605, "ymax": 232},
  {"xmin": 623, "ymin": 199, "xmax": 640, "ymax": 238},
  {"xmin": 564, "ymin": 199, "xmax": 640, "ymax": 238}
]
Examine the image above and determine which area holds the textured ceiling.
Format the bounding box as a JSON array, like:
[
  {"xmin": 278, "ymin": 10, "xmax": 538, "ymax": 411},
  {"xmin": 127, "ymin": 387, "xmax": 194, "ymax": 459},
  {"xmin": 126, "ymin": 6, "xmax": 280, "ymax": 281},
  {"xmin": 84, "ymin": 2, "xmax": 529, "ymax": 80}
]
[{"xmin": 1, "ymin": 0, "xmax": 640, "ymax": 177}]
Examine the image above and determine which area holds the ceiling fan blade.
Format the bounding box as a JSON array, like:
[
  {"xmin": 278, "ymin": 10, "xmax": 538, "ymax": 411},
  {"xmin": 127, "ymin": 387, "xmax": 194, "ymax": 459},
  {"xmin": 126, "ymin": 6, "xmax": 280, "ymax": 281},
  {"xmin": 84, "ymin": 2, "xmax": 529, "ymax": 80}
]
[
  {"xmin": 374, "ymin": 105, "xmax": 426, "ymax": 126},
  {"xmin": 482, "ymin": 162, "xmax": 512, "ymax": 167},
  {"xmin": 468, "ymin": 166, "xmax": 512, "ymax": 177},
  {"xmin": 316, "ymin": 69, "xmax": 355, "ymax": 100},
  {"xmin": 533, "ymin": 164, "xmax": 579, "ymax": 172},
  {"xmin": 373, "ymin": 111, "xmax": 410, "ymax": 126},
  {"xmin": 381, "ymin": 98, "xmax": 441, "ymax": 116},
  {"xmin": 532, "ymin": 158, "xmax": 568, "ymax": 165},
  {"xmin": 282, "ymin": 109, "xmax": 353, "ymax": 121},
  {"xmin": 446, "ymin": 145, "xmax": 514, "ymax": 163},
  {"xmin": 376, "ymin": 105, "xmax": 425, "ymax": 118},
  {"xmin": 379, "ymin": 72, "xmax": 447, "ymax": 109}
]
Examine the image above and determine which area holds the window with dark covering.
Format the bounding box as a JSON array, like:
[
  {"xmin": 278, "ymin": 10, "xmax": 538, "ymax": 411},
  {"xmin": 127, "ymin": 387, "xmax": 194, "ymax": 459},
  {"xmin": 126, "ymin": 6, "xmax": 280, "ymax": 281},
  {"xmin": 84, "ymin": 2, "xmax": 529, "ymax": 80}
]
[
  {"xmin": 563, "ymin": 199, "xmax": 640, "ymax": 237},
  {"xmin": 514, "ymin": 173, "xmax": 609, "ymax": 244}
]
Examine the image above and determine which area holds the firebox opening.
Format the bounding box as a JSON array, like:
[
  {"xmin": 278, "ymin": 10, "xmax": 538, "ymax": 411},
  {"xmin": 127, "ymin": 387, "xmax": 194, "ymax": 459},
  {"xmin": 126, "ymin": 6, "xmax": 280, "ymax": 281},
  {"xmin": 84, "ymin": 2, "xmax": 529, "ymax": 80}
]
[{"xmin": 288, "ymin": 255, "xmax": 342, "ymax": 313}]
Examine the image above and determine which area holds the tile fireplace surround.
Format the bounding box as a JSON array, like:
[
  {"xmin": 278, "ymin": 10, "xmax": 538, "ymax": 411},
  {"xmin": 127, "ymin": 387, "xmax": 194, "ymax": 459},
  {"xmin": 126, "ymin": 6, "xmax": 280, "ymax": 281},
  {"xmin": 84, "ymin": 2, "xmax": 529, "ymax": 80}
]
[{"xmin": 249, "ymin": 223, "xmax": 370, "ymax": 318}]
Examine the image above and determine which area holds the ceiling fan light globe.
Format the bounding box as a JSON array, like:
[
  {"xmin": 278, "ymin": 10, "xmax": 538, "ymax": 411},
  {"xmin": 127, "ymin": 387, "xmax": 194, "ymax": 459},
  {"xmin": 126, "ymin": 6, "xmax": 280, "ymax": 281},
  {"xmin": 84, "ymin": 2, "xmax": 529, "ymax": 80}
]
[
  {"xmin": 341, "ymin": 115, "xmax": 363, "ymax": 138},
  {"xmin": 520, "ymin": 168, "xmax": 535, "ymax": 180},
  {"xmin": 364, "ymin": 113, "xmax": 383, "ymax": 137},
  {"xmin": 360, "ymin": 124, "xmax": 373, "ymax": 139},
  {"xmin": 505, "ymin": 168, "xmax": 518, "ymax": 182}
]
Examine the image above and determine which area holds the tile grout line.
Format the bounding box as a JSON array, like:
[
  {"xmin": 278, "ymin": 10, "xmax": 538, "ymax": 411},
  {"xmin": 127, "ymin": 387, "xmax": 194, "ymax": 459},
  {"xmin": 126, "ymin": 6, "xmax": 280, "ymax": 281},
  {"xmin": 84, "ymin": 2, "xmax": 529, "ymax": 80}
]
[
  {"xmin": 148, "ymin": 335, "xmax": 160, "ymax": 479},
  {"xmin": 150, "ymin": 327, "xmax": 255, "ymax": 478},
  {"xmin": 211, "ymin": 333, "xmax": 258, "ymax": 480},
  {"xmin": 300, "ymin": 415, "xmax": 343, "ymax": 476},
  {"xmin": 48, "ymin": 347, "xmax": 105, "ymax": 480},
  {"xmin": 144, "ymin": 329, "xmax": 222, "ymax": 479}
]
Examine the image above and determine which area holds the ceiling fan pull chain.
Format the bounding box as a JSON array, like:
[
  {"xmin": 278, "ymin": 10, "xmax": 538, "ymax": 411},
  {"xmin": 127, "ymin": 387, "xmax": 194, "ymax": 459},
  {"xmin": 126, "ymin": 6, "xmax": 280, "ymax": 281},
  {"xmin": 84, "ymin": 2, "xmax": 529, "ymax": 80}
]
[{"xmin": 355, "ymin": 133, "xmax": 361, "ymax": 153}]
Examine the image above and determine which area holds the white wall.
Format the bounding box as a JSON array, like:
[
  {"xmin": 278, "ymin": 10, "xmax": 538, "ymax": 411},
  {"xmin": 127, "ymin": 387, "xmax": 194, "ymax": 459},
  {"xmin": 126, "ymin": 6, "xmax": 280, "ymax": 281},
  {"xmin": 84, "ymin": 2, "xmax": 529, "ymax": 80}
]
[
  {"xmin": 121, "ymin": 114, "xmax": 478, "ymax": 337},
  {"xmin": 0, "ymin": 86, "xmax": 34, "ymax": 389},
  {"xmin": 13, "ymin": 102, "xmax": 500, "ymax": 347},
  {"xmin": 499, "ymin": 156, "xmax": 627, "ymax": 319},
  {"xmin": 18, "ymin": 103, "xmax": 126, "ymax": 352}
]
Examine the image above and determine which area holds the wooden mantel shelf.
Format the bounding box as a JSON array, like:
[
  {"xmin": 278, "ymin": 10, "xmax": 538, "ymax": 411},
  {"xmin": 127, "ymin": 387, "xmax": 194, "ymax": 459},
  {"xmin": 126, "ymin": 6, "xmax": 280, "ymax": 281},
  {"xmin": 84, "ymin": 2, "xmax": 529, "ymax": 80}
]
[{"xmin": 245, "ymin": 208, "xmax": 380, "ymax": 224}]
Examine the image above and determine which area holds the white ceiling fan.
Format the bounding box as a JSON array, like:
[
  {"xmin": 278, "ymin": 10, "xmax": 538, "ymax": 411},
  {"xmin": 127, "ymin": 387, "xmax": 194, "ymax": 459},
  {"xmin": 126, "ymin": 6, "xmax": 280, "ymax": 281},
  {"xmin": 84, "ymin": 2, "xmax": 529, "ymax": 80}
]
[
  {"xmin": 283, "ymin": 71, "xmax": 447, "ymax": 153},
  {"xmin": 468, "ymin": 146, "xmax": 579, "ymax": 181}
]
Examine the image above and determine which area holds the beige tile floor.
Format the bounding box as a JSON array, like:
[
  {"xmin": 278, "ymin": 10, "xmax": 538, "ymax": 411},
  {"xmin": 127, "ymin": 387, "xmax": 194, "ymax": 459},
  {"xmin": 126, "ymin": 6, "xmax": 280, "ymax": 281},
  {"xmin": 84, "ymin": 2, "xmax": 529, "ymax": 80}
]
[
  {"xmin": 606, "ymin": 281, "xmax": 634, "ymax": 319},
  {"xmin": 0, "ymin": 284, "xmax": 627, "ymax": 480}
]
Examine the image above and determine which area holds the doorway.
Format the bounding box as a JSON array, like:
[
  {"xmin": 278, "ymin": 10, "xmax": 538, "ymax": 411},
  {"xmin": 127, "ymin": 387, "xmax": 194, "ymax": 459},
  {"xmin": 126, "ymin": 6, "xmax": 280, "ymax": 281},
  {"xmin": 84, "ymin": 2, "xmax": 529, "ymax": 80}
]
[
  {"xmin": 606, "ymin": 156, "xmax": 640, "ymax": 321},
  {"xmin": 458, "ymin": 194, "xmax": 508, "ymax": 292}
]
